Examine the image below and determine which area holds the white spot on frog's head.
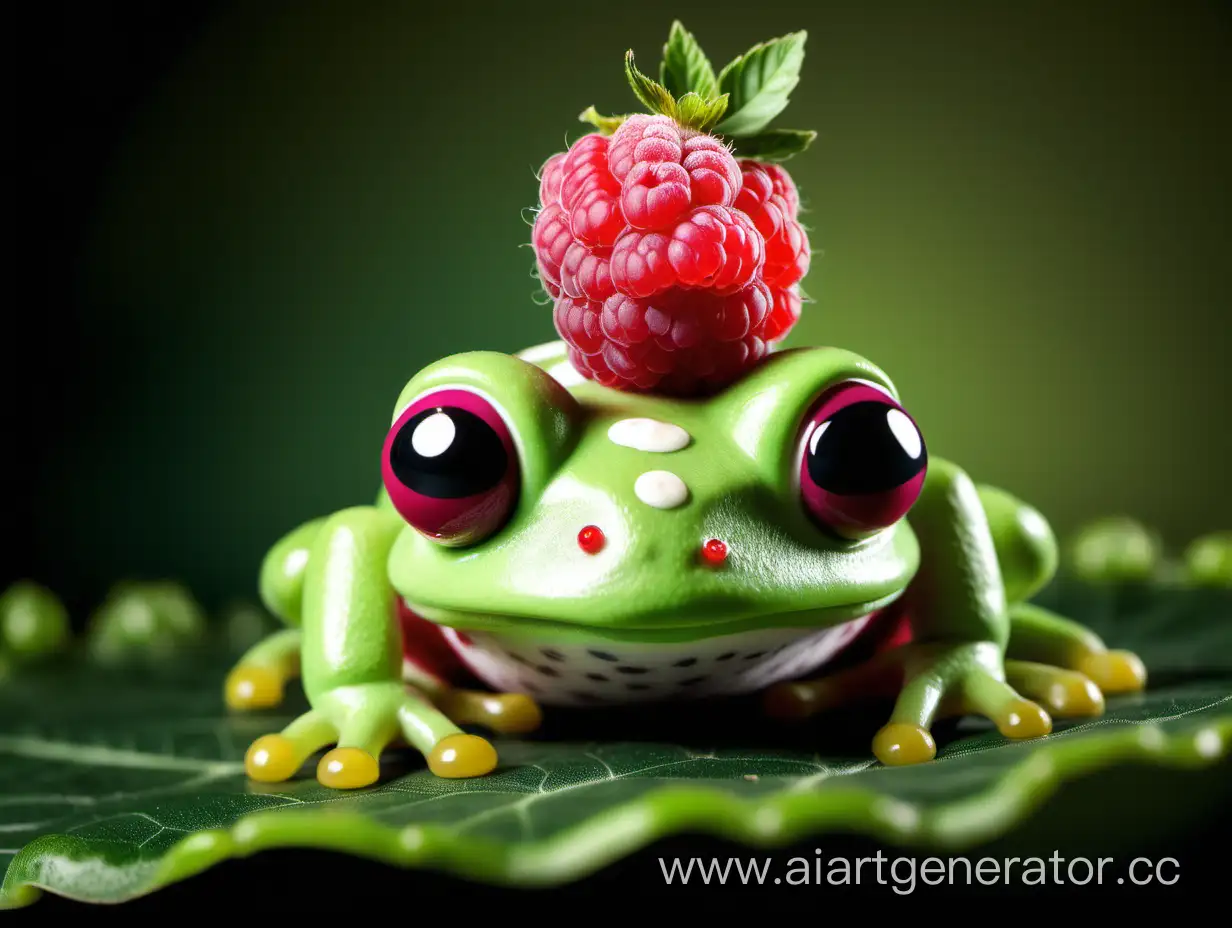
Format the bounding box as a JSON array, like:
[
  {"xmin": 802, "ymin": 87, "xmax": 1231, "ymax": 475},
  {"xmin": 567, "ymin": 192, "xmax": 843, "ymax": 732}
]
[
  {"xmin": 410, "ymin": 412, "xmax": 456, "ymax": 458},
  {"xmin": 547, "ymin": 360, "xmax": 585, "ymax": 388},
  {"xmin": 607, "ymin": 418, "xmax": 691, "ymax": 453},
  {"xmin": 635, "ymin": 470, "xmax": 689, "ymax": 509}
]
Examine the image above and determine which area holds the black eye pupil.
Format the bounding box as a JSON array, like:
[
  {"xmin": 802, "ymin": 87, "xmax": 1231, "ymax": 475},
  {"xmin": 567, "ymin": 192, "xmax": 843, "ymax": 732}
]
[
  {"xmin": 389, "ymin": 406, "xmax": 508, "ymax": 499},
  {"xmin": 806, "ymin": 401, "xmax": 926, "ymax": 495}
]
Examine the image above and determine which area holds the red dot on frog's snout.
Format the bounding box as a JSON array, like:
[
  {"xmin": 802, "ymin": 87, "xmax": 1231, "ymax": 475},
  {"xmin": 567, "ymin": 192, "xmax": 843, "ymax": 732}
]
[
  {"xmin": 577, "ymin": 525, "xmax": 606, "ymax": 554},
  {"xmin": 701, "ymin": 538, "xmax": 728, "ymax": 565}
]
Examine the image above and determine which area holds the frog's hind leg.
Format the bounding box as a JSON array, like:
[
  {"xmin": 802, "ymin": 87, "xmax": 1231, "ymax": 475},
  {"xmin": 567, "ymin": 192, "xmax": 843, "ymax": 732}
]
[
  {"xmin": 225, "ymin": 518, "xmax": 324, "ymax": 710},
  {"xmin": 764, "ymin": 651, "xmax": 904, "ymax": 721},
  {"xmin": 402, "ymin": 660, "xmax": 543, "ymax": 735},
  {"xmin": 225, "ymin": 629, "xmax": 301, "ymax": 711},
  {"xmin": 1008, "ymin": 602, "xmax": 1147, "ymax": 696}
]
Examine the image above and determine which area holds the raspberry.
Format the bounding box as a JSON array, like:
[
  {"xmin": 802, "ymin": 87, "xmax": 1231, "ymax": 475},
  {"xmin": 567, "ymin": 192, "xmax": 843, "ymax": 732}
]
[
  {"xmin": 559, "ymin": 134, "xmax": 619, "ymax": 210},
  {"xmin": 611, "ymin": 205, "xmax": 763, "ymax": 298},
  {"xmin": 559, "ymin": 242, "xmax": 616, "ymax": 302},
  {"xmin": 621, "ymin": 160, "xmax": 692, "ymax": 230},
  {"xmin": 764, "ymin": 285, "xmax": 803, "ymax": 343},
  {"xmin": 539, "ymin": 152, "xmax": 566, "ymax": 208},
  {"xmin": 734, "ymin": 162, "xmax": 809, "ymax": 288},
  {"xmin": 553, "ymin": 296, "xmax": 605, "ymax": 354},
  {"xmin": 763, "ymin": 162, "xmax": 801, "ymax": 214},
  {"xmin": 761, "ymin": 210, "xmax": 809, "ymax": 288},
  {"xmin": 569, "ymin": 182, "xmax": 624, "ymax": 248},
  {"xmin": 681, "ymin": 135, "xmax": 742, "ymax": 207},
  {"xmin": 609, "ymin": 115, "xmax": 741, "ymax": 231},
  {"xmin": 531, "ymin": 203, "xmax": 572, "ymax": 297},
  {"xmin": 607, "ymin": 115, "xmax": 682, "ymax": 183},
  {"xmin": 555, "ymin": 283, "xmax": 771, "ymax": 395},
  {"xmin": 532, "ymin": 110, "xmax": 811, "ymax": 394}
]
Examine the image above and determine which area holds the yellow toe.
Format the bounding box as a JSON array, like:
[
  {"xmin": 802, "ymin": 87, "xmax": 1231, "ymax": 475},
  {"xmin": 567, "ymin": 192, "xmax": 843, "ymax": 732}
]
[
  {"xmin": 316, "ymin": 748, "xmax": 380, "ymax": 789},
  {"xmin": 996, "ymin": 699, "xmax": 1053, "ymax": 739},
  {"xmin": 1079, "ymin": 650, "xmax": 1147, "ymax": 694},
  {"xmin": 873, "ymin": 723, "xmax": 936, "ymax": 766},
  {"xmin": 244, "ymin": 735, "xmax": 301, "ymax": 783},
  {"xmin": 440, "ymin": 691, "xmax": 543, "ymax": 734},
  {"xmin": 481, "ymin": 694, "xmax": 543, "ymax": 734},
  {"xmin": 763, "ymin": 682, "xmax": 822, "ymax": 721},
  {"xmin": 1045, "ymin": 673, "xmax": 1105, "ymax": 718},
  {"xmin": 225, "ymin": 665, "xmax": 284, "ymax": 711},
  {"xmin": 428, "ymin": 734, "xmax": 498, "ymax": 778}
]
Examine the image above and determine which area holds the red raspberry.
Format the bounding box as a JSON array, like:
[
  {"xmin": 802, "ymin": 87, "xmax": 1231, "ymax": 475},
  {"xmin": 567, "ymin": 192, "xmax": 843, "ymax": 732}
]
[
  {"xmin": 559, "ymin": 242, "xmax": 616, "ymax": 302},
  {"xmin": 763, "ymin": 162, "xmax": 801, "ymax": 215},
  {"xmin": 569, "ymin": 182, "xmax": 624, "ymax": 248},
  {"xmin": 681, "ymin": 135, "xmax": 742, "ymax": 208},
  {"xmin": 533, "ymin": 122, "xmax": 809, "ymax": 394},
  {"xmin": 734, "ymin": 162, "xmax": 809, "ymax": 288},
  {"xmin": 555, "ymin": 283, "xmax": 771, "ymax": 395},
  {"xmin": 553, "ymin": 296, "xmax": 605, "ymax": 354},
  {"xmin": 607, "ymin": 115, "xmax": 683, "ymax": 183},
  {"xmin": 531, "ymin": 203, "xmax": 572, "ymax": 297},
  {"xmin": 764, "ymin": 285, "xmax": 803, "ymax": 343},
  {"xmin": 761, "ymin": 211, "xmax": 809, "ymax": 288},
  {"xmin": 611, "ymin": 205, "xmax": 763, "ymax": 298},
  {"xmin": 621, "ymin": 160, "xmax": 692, "ymax": 231},
  {"xmin": 559, "ymin": 134, "xmax": 620, "ymax": 210},
  {"xmin": 609, "ymin": 115, "xmax": 741, "ymax": 231},
  {"xmin": 539, "ymin": 152, "xmax": 566, "ymax": 208}
]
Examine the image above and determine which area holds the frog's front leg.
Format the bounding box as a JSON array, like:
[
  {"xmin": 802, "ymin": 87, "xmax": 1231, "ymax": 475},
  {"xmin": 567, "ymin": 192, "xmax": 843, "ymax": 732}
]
[
  {"xmin": 770, "ymin": 460, "xmax": 1056, "ymax": 764},
  {"xmin": 243, "ymin": 507, "xmax": 498, "ymax": 788}
]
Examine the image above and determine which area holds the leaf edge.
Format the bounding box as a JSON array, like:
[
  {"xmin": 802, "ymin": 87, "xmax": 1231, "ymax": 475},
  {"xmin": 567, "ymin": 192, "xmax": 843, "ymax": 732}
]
[{"xmin": 2, "ymin": 710, "xmax": 1228, "ymax": 909}]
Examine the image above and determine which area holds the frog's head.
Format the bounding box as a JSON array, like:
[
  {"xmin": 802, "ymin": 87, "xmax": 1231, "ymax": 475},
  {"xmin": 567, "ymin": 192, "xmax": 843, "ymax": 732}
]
[{"xmin": 381, "ymin": 343, "xmax": 926, "ymax": 644}]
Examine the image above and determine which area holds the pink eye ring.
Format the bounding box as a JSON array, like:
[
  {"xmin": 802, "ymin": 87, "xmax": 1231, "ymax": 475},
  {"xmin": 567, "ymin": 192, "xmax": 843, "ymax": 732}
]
[
  {"xmin": 381, "ymin": 389, "xmax": 519, "ymax": 546},
  {"xmin": 798, "ymin": 382, "xmax": 927, "ymax": 538}
]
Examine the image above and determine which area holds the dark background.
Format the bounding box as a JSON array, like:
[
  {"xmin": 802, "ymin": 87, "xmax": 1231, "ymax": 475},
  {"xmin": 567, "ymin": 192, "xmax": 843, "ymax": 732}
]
[{"xmin": 9, "ymin": 0, "xmax": 1231, "ymax": 618}]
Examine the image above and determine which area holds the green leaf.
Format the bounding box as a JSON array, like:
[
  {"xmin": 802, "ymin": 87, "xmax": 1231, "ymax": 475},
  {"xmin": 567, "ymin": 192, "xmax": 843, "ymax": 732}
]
[
  {"xmin": 660, "ymin": 20, "xmax": 718, "ymax": 100},
  {"xmin": 715, "ymin": 31, "xmax": 807, "ymax": 137},
  {"xmin": 2, "ymin": 581, "xmax": 1230, "ymax": 908},
  {"xmin": 624, "ymin": 49, "xmax": 676, "ymax": 119},
  {"xmin": 731, "ymin": 128, "xmax": 817, "ymax": 162},
  {"xmin": 577, "ymin": 105, "xmax": 628, "ymax": 135},
  {"xmin": 673, "ymin": 91, "xmax": 730, "ymax": 134}
]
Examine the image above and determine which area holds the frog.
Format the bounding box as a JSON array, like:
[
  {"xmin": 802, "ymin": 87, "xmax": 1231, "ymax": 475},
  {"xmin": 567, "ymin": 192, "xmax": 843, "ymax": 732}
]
[{"xmin": 224, "ymin": 340, "xmax": 1147, "ymax": 789}]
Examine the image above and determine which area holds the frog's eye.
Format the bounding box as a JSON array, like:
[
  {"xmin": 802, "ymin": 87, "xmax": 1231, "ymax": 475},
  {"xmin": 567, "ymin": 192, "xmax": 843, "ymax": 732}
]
[
  {"xmin": 381, "ymin": 388, "xmax": 520, "ymax": 546},
  {"xmin": 797, "ymin": 381, "xmax": 927, "ymax": 539}
]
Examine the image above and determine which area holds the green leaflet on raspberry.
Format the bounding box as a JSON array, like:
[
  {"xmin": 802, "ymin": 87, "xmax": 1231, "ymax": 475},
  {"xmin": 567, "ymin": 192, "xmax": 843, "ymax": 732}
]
[
  {"xmin": 728, "ymin": 129, "xmax": 818, "ymax": 162},
  {"xmin": 660, "ymin": 20, "xmax": 719, "ymax": 100},
  {"xmin": 714, "ymin": 31, "xmax": 808, "ymax": 137},
  {"xmin": 577, "ymin": 106, "xmax": 629, "ymax": 135},
  {"xmin": 577, "ymin": 22, "xmax": 816, "ymax": 163}
]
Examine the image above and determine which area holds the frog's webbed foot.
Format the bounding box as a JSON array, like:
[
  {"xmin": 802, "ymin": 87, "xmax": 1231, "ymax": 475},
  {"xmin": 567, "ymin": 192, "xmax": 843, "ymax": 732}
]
[
  {"xmin": 244, "ymin": 681, "xmax": 499, "ymax": 789},
  {"xmin": 765, "ymin": 642, "xmax": 1056, "ymax": 766}
]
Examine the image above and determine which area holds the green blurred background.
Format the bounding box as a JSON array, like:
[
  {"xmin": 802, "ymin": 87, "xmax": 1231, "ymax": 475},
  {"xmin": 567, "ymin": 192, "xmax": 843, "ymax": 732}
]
[{"xmin": 11, "ymin": 0, "xmax": 1230, "ymax": 613}]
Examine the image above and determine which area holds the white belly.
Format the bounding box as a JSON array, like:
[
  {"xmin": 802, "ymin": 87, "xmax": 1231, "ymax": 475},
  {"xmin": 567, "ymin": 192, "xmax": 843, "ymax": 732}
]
[{"xmin": 440, "ymin": 615, "xmax": 873, "ymax": 707}]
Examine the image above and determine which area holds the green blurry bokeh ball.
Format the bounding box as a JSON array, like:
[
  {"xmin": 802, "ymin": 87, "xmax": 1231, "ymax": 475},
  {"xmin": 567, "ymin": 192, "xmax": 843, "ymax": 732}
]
[{"xmin": 36, "ymin": 0, "xmax": 1231, "ymax": 607}]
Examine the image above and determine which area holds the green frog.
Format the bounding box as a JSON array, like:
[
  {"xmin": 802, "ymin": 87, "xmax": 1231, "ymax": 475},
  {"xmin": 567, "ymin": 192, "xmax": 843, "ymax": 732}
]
[{"xmin": 225, "ymin": 341, "xmax": 1146, "ymax": 789}]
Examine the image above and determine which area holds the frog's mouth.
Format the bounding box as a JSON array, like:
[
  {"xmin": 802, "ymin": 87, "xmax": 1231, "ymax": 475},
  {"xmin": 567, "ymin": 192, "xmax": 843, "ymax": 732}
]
[{"xmin": 406, "ymin": 588, "xmax": 905, "ymax": 646}]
